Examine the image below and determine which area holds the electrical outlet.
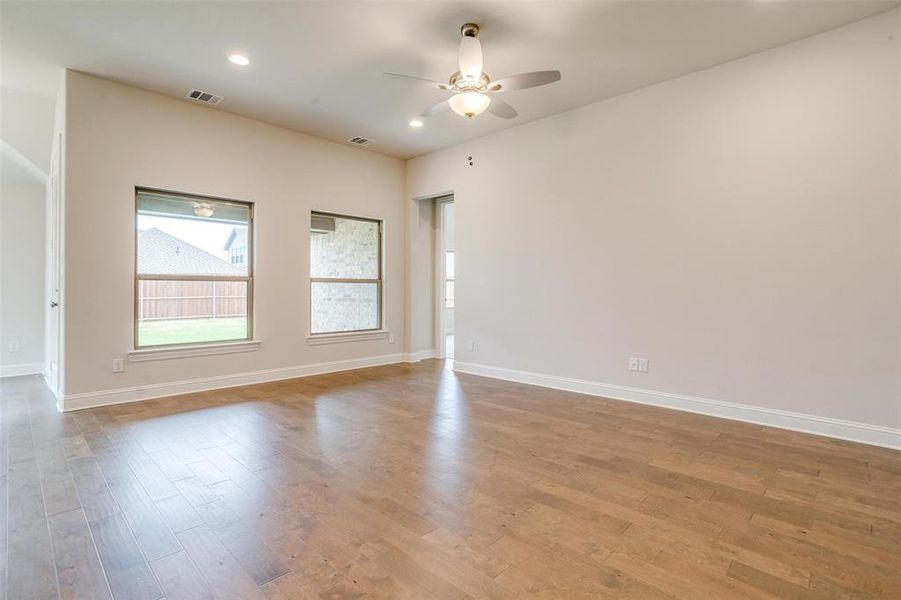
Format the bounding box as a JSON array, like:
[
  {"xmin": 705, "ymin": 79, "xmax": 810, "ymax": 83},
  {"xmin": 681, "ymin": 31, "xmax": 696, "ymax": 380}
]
[
  {"xmin": 467, "ymin": 340, "xmax": 475, "ymax": 352},
  {"xmin": 638, "ymin": 358, "xmax": 649, "ymax": 373},
  {"xmin": 8, "ymin": 341, "xmax": 20, "ymax": 353},
  {"xmin": 112, "ymin": 358, "xmax": 125, "ymax": 373},
  {"xmin": 629, "ymin": 357, "xmax": 639, "ymax": 371},
  {"xmin": 388, "ymin": 333, "xmax": 395, "ymax": 344}
]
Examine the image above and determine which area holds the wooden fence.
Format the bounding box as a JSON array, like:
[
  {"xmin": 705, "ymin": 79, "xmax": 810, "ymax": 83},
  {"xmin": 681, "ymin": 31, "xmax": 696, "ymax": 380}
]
[{"xmin": 138, "ymin": 280, "xmax": 246, "ymax": 321}]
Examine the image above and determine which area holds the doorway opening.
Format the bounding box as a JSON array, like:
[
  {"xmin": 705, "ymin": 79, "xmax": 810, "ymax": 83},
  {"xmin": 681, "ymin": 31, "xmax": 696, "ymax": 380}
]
[{"xmin": 436, "ymin": 197, "xmax": 454, "ymax": 360}]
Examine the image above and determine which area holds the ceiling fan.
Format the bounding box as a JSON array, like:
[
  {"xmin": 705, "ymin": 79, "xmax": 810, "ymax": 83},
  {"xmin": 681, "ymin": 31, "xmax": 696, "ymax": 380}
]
[{"xmin": 385, "ymin": 22, "xmax": 561, "ymax": 120}]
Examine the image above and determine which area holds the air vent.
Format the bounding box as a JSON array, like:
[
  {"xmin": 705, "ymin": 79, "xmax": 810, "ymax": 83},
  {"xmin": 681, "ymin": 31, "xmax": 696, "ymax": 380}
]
[
  {"xmin": 185, "ymin": 89, "xmax": 224, "ymax": 106},
  {"xmin": 310, "ymin": 214, "xmax": 336, "ymax": 234},
  {"xmin": 347, "ymin": 136, "xmax": 374, "ymax": 146}
]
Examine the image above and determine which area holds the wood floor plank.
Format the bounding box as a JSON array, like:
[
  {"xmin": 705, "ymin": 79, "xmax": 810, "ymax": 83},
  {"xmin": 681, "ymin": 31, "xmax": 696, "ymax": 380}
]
[
  {"xmin": 175, "ymin": 525, "xmax": 264, "ymax": 600},
  {"xmin": 172, "ymin": 476, "xmax": 219, "ymax": 508},
  {"xmin": 149, "ymin": 551, "xmax": 215, "ymax": 600},
  {"xmin": 67, "ymin": 456, "xmax": 121, "ymax": 523},
  {"xmin": 42, "ymin": 476, "xmax": 83, "ymax": 517},
  {"xmin": 0, "ymin": 418, "xmax": 8, "ymax": 600},
  {"xmin": 47, "ymin": 508, "xmax": 112, "ymax": 600},
  {"xmin": 3, "ymin": 363, "xmax": 899, "ymax": 599},
  {"xmin": 154, "ymin": 494, "xmax": 204, "ymax": 533},
  {"xmin": 90, "ymin": 513, "xmax": 164, "ymax": 600},
  {"xmin": 148, "ymin": 448, "xmax": 195, "ymax": 482},
  {"xmin": 6, "ymin": 456, "xmax": 58, "ymax": 600}
]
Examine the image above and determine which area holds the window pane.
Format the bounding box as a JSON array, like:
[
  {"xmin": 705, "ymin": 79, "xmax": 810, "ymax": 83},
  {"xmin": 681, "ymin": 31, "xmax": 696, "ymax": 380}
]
[
  {"xmin": 137, "ymin": 192, "xmax": 250, "ymax": 276},
  {"xmin": 137, "ymin": 280, "xmax": 249, "ymax": 346},
  {"xmin": 445, "ymin": 280, "xmax": 455, "ymax": 308},
  {"xmin": 310, "ymin": 215, "xmax": 379, "ymax": 279},
  {"xmin": 445, "ymin": 251, "xmax": 454, "ymax": 279},
  {"xmin": 311, "ymin": 282, "xmax": 379, "ymax": 333}
]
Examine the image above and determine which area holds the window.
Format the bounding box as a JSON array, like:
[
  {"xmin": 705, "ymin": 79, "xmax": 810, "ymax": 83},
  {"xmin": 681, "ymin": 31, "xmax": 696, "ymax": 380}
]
[
  {"xmin": 310, "ymin": 212, "xmax": 382, "ymax": 334},
  {"xmin": 445, "ymin": 250, "xmax": 455, "ymax": 308},
  {"xmin": 135, "ymin": 189, "xmax": 252, "ymax": 348}
]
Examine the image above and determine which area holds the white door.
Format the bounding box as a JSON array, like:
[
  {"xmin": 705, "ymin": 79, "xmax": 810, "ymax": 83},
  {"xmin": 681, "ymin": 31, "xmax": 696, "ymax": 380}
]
[{"xmin": 46, "ymin": 136, "xmax": 62, "ymax": 395}]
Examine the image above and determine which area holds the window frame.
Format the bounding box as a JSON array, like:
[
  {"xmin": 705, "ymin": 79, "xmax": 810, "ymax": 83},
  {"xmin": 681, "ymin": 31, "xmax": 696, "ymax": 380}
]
[
  {"xmin": 133, "ymin": 187, "xmax": 255, "ymax": 350},
  {"xmin": 309, "ymin": 211, "xmax": 384, "ymax": 336}
]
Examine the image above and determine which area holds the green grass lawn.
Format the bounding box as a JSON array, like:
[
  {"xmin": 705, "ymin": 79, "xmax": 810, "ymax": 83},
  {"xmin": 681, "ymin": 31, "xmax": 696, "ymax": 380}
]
[{"xmin": 138, "ymin": 317, "xmax": 248, "ymax": 347}]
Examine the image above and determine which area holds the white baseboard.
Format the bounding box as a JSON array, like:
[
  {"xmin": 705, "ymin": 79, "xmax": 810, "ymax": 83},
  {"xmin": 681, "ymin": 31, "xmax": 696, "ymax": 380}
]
[
  {"xmin": 453, "ymin": 361, "xmax": 900, "ymax": 450},
  {"xmin": 406, "ymin": 349, "xmax": 436, "ymax": 362},
  {"xmin": 64, "ymin": 351, "xmax": 433, "ymax": 412},
  {"xmin": 0, "ymin": 362, "xmax": 44, "ymax": 378}
]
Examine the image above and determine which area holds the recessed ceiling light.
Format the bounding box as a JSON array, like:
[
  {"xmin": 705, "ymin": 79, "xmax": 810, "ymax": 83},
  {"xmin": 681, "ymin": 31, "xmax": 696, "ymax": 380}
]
[
  {"xmin": 409, "ymin": 120, "xmax": 424, "ymax": 128},
  {"xmin": 228, "ymin": 54, "xmax": 250, "ymax": 66}
]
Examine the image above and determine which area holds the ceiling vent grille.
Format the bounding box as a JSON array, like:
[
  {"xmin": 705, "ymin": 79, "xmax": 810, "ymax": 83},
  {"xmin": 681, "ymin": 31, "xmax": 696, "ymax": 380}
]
[
  {"xmin": 185, "ymin": 89, "xmax": 224, "ymax": 106},
  {"xmin": 347, "ymin": 136, "xmax": 374, "ymax": 146}
]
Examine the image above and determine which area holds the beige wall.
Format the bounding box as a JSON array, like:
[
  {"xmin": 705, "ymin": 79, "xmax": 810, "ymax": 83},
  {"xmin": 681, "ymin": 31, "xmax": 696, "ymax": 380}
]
[
  {"xmin": 63, "ymin": 72, "xmax": 405, "ymax": 397},
  {"xmin": 897, "ymin": 8, "xmax": 901, "ymax": 432},
  {"xmin": 0, "ymin": 177, "xmax": 46, "ymax": 372},
  {"xmin": 59, "ymin": 12, "xmax": 901, "ymax": 433},
  {"xmin": 0, "ymin": 86, "xmax": 56, "ymax": 174},
  {"xmin": 404, "ymin": 196, "xmax": 439, "ymax": 355},
  {"xmin": 407, "ymin": 11, "xmax": 901, "ymax": 429}
]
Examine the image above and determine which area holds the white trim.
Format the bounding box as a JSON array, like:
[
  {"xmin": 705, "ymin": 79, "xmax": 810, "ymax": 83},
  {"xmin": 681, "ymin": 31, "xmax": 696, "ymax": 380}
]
[
  {"xmin": 63, "ymin": 351, "xmax": 435, "ymax": 412},
  {"xmin": 0, "ymin": 362, "xmax": 44, "ymax": 378},
  {"xmin": 306, "ymin": 330, "xmax": 389, "ymax": 345},
  {"xmin": 453, "ymin": 361, "xmax": 901, "ymax": 450},
  {"xmin": 128, "ymin": 340, "xmax": 261, "ymax": 362},
  {"xmin": 40, "ymin": 369, "xmax": 63, "ymax": 410},
  {"xmin": 406, "ymin": 349, "xmax": 436, "ymax": 362}
]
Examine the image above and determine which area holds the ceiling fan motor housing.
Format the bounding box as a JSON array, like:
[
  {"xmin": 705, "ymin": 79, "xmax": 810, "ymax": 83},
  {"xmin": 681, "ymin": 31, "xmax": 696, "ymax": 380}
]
[
  {"xmin": 461, "ymin": 23, "xmax": 480, "ymax": 37},
  {"xmin": 449, "ymin": 71, "xmax": 491, "ymax": 92}
]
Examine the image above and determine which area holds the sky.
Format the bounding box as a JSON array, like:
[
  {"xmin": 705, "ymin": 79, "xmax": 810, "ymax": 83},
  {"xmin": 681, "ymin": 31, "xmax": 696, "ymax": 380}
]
[{"xmin": 138, "ymin": 214, "xmax": 243, "ymax": 261}]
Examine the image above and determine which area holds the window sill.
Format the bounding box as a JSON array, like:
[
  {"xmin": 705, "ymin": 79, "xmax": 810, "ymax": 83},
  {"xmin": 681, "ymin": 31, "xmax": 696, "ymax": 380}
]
[
  {"xmin": 128, "ymin": 340, "xmax": 261, "ymax": 362},
  {"xmin": 306, "ymin": 330, "xmax": 390, "ymax": 345}
]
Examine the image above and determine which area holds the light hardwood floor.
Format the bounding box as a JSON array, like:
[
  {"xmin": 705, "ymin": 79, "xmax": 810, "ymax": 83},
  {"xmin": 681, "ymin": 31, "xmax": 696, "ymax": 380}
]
[{"xmin": 1, "ymin": 360, "xmax": 899, "ymax": 599}]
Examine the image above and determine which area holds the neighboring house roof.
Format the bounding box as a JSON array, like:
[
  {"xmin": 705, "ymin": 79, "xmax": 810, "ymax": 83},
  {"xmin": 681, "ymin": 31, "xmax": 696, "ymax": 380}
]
[
  {"xmin": 138, "ymin": 228, "xmax": 243, "ymax": 275},
  {"xmin": 224, "ymin": 228, "xmax": 247, "ymax": 251}
]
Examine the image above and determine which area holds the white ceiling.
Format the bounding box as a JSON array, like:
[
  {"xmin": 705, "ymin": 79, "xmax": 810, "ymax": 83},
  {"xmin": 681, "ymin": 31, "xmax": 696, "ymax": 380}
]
[{"xmin": 1, "ymin": 1, "xmax": 898, "ymax": 160}]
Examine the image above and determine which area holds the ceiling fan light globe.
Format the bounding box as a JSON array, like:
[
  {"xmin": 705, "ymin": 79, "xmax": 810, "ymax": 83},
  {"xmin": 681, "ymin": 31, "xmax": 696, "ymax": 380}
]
[
  {"xmin": 192, "ymin": 202, "xmax": 215, "ymax": 218},
  {"xmin": 449, "ymin": 92, "xmax": 490, "ymax": 119}
]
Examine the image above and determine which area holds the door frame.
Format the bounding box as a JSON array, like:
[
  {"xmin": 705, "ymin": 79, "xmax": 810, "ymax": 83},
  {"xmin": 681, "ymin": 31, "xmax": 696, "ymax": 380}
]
[{"xmin": 434, "ymin": 196, "xmax": 454, "ymax": 359}]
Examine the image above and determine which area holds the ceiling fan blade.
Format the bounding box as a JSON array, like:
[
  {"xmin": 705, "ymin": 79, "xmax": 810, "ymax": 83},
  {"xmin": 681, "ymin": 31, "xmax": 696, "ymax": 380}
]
[
  {"xmin": 487, "ymin": 70, "xmax": 561, "ymax": 92},
  {"xmin": 383, "ymin": 72, "xmax": 450, "ymax": 91},
  {"xmin": 487, "ymin": 98, "xmax": 518, "ymax": 119},
  {"xmin": 420, "ymin": 99, "xmax": 450, "ymax": 118},
  {"xmin": 458, "ymin": 36, "xmax": 483, "ymax": 82}
]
